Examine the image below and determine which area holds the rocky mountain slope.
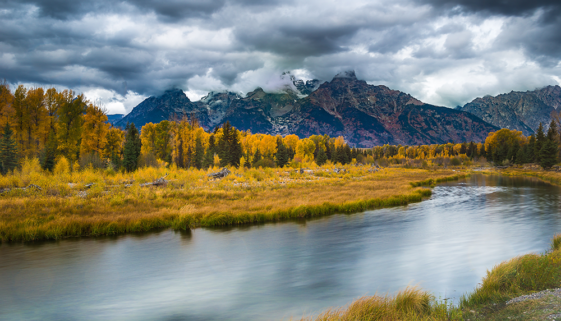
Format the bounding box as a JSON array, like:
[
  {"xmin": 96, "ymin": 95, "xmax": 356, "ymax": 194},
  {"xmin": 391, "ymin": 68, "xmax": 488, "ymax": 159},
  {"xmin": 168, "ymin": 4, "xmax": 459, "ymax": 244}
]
[
  {"xmin": 115, "ymin": 71, "xmax": 499, "ymax": 147},
  {"xmin": 460, "ymin": 85, "xmax": 561, "ymax": 136}
]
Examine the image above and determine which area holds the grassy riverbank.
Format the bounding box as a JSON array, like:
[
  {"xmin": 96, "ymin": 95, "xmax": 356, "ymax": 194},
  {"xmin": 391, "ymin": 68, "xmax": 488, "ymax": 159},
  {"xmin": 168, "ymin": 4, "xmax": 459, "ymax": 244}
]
[
  {"xmin": 0, "ymin": 161, "xmax": 468, "ymax": 242},
  {"xmin": 494, "ymin": 167, "xmax": 561, "ymax": 186},
  {"xmin": 300, "ymin": 234, "xmax": 561, "ymax": 321}
]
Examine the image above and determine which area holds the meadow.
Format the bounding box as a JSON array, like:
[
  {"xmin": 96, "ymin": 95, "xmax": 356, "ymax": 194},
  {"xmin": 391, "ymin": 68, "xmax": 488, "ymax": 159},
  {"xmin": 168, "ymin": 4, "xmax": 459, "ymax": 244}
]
[{"xmin": 0, "ymin": 158, "xmax": 468, "ymax": 243}]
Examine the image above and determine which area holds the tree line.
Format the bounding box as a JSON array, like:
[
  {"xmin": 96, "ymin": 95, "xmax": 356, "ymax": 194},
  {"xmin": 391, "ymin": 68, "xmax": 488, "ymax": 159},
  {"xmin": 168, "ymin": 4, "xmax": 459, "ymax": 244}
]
[
  {"xmin": 2, "ymin": 83, "xmax": 559, "ymax": 175},
  {"xmin": 0, "ymin": 84, "xmax": 362, "ymax": 174},
  {"xmin": 368, "ymin": 120, "xmax": 560, "ymax": 169}
]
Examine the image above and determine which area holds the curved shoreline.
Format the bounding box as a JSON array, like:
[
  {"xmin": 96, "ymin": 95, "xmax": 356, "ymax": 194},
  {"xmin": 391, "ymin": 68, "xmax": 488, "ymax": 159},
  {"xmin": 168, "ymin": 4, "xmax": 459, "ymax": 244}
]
[{"xmin": 0, "ymin": 170, "xmax": 468, "ymax": 243}]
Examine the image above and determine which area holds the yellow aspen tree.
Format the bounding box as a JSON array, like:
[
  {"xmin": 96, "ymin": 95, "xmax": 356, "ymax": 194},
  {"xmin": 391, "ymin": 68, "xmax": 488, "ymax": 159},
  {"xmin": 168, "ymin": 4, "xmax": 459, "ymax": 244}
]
[
  {"xmin": 0, "ymin": 81, "xmax": 14, "ymax": 126},
  {"xmin": 140, "ymin": 122, "xmax": 157, "ymax": 155},
  {"xmin": 12, "ymin": 85, "xmax": 27, "ymax": 153},
  {"xmin": 154, "ymin": 120, "xmax": 174, "ymax": 162},
  {"xmin": 25, "ymin": 87, "xmax": 48, "ymax": 157},
  {"xmin": 453, "ymin": 143, "xmax": 462, "ymax": 156},
  {"xmin": 57, "ymin": 91, "xmax": 87, "ymax": 161},
  {"xmin": 80, "ymin": 104, "xmax": 109, "ymax": 157},
  {"xmin": 334, "ymin": 136, "xmax": 346, "ymax": 149},
  {"xmin": 239, "ymin": 156, "xmax": 246, "ymax": 168},
  {"xmin": 44, "ymin": 88, "xmax": 59, "ymax": 129},
  {"xmin": 283, "ymin": 134, "xmax": 299, "ymax": 151},
  {"xmin": 104, "ymin": 127, "xmax": 125, "ymax": 158},
  {"xmin": 259, "ymin": 134, "xmax": 277, "ymax": 158},
  {"xmin": 295, "ymin": 138, "xmax": 316, "ymax": 161}
]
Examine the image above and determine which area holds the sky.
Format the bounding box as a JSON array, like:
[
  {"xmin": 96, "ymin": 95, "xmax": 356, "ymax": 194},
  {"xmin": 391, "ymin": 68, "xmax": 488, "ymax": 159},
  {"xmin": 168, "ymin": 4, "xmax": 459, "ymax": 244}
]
[{"xmin": 1, "ymin": 0, "xmax": 560, "ymax": 114}]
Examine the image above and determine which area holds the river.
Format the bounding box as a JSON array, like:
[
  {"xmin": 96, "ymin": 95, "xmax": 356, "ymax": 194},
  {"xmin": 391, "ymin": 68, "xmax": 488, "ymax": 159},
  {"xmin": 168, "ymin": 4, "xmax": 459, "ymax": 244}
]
[{"xmin": 1, "ymin": 174, "xmax": 561, "ymax": 320}]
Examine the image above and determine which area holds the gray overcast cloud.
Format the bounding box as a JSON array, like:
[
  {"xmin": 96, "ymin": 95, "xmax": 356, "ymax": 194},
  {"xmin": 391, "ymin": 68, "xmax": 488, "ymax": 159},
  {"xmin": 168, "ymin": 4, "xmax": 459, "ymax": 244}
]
[{"xmin": 0, "ymin": 0, "xmax": 560, "ymax": 114}]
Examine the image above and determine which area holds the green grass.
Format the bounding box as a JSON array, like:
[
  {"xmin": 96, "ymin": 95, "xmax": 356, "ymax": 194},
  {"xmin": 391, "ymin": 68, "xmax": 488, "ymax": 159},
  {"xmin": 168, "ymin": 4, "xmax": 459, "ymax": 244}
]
[{"xmin": 409, "ymin": 173, "xmax": 470, "ymax": 187}]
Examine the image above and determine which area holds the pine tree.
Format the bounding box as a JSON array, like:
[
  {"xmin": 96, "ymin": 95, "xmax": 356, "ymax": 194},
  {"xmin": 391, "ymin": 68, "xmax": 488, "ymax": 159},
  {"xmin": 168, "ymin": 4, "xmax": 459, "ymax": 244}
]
[
  {"xmin": 194, "ymin": 137, "xmax": 204, "ymax": 169},
  {"xmin": 123, "ymin": 123, "xmax": 141, "ymax": 172},
  {"xmin": 515, "ymin": 146, "xmax": 527, "ymax": 165},
  {"xmin": 325, "ymin": 142, "xmax": 332, "ymax": 161},
  {"xmin": 111, "ymin": 151, "xmax": 122, "ymax": 171},
  {"xmin": 345, "ymin": 145, "xmax": 352, "ymax": 163},
  {"xmin": 208, "ymin": 135, "xmax": 215, "ymax": 156},
  {"xmin": 506, "ymin": 141, "xmax": 519, "ymax": 164},
  {"xmin": 316, "ymin": 146, "xmax": 328, "ymax": 166},
  {"xmin": 175, "ymin": 135, "xmax": 184, "ymax": 168},
  {"xmin": 547, "ymin": 120, "xmax": 557, "ymax": 141},
  {"xmin": 229, "ymin": 129, "xmax": 243, "ymax": 167},
  {"xmin": 41, "ymin": 128, "xmax": 57, "ymax": 171},
  {"xmin": 252, "ymin": 148, "xmax": 262, "ymax": 167},
  {"xmin": 217, "ymin": 124, "xmax": 230, "ymax": 167},
  {"xmin": 275, "ymin": 139, "xmax": 289, "ymax": 167},
  {"xmin": 203, "ymin": 147, "xmax": 214, "ymax": 169},
  {"xmin": 540, "ymin": 138, "xmax": 558, "ymax": 169},
  {"xmin": 493, "ymin": 143, "xmax": 508, "ymax": 165},
  {"xmin": 468, "ymin": 142, "xmax": 476, "ymax": 158},
  {"xmin": 535, "ymin": 123, "xmax": 545, "ymax": 163},
  {"xmin": 0, "ymin": 122, "xmax": 18, "ymax": 175},
  {"xmin": 244, "ymin": 151, "xmax": 252, "ymax": 168},
  {"xmin": 527, "ymin": 135, "xmax": 536, "ymax": 162}
]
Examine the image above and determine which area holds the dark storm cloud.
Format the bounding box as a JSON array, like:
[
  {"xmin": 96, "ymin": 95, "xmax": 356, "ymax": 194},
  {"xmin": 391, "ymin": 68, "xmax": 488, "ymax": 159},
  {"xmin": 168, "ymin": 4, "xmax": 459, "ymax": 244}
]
[
  {"xmin": 421, "ymin": 0, "xmax": 561, "ymax": 64},
  {"xmin": 0, "ymin": 0, "xmax": 285, "ymax": 21},
  {"xmin": 421, "ymin": 0, "xmax": 560, "ymax": 17},
  {"xmin": 0, "ymin": 0, "xmax": 560, "ymax": 112}
]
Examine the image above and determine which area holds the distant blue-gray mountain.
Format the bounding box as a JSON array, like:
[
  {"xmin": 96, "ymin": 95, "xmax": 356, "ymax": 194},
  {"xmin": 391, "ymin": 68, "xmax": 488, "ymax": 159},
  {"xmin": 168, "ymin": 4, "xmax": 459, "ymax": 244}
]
[
  {"xmin": 459, "ymin": 85, "xmax": 561, "ymax": 136},
  {"xmin": 106, "ymin": 114, "xmax": 123, "ymax": 125}
]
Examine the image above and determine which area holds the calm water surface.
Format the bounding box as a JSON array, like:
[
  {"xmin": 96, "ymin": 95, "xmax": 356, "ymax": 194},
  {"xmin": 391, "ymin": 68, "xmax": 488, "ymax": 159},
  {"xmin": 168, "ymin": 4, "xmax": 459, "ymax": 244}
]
[{"xmin": 2, "ymin": 174, "xmax": 561, "ymax": 320}]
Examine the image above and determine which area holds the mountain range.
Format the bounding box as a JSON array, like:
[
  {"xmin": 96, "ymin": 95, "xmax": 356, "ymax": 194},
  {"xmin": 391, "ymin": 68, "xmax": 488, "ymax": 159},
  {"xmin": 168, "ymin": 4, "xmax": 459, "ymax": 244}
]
[
  {"xmin": 459, "ymin": 85, "xmax": 561, "ymax": 136},
  {"xmin": 114, "ymin": 71, "xmax": 507, "ymax": 147}
]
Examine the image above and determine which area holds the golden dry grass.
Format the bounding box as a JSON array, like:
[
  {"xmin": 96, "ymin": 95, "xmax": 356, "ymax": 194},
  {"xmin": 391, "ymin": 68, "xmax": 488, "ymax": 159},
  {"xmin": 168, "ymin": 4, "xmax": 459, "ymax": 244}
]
[
  {"xmin": 296, "ymin": 286, "xmax": 462, "ymax": 321},
  {"xmin": 0, "ymin": 159, "xmax": 467, "ymax": 242}
]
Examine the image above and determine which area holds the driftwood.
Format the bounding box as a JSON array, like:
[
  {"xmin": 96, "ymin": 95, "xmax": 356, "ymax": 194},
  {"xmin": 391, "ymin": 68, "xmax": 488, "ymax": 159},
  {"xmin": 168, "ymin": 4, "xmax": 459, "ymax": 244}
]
[
  {"xmin": 0, "ymin": 184, "xmax": 42, "ymax": 194},
  {"xmin": 207, "ymin": 168, "xmax": 231, "ymax": 179}
]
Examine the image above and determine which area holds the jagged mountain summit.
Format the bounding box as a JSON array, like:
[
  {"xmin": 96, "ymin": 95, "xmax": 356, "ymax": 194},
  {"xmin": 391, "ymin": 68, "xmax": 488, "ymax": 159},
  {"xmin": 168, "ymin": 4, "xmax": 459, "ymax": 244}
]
[
  {"xmin": 115, "ymin": 72, "xmax": 499, "ymax": 147},
  {"xmin": 460, "ymin": 85, "xmax": 561, "ymax": 135}
]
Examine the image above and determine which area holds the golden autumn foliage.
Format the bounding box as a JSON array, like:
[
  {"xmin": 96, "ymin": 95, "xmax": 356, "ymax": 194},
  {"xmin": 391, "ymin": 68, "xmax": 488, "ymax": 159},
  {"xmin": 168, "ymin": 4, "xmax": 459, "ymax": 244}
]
[
  {"xmin": 80, "ymin": 104, "xmax": 110, "ymax": 157},
  {"xmin": 484, "ymin": 128, "xmax": 527, "ymax": 152}
]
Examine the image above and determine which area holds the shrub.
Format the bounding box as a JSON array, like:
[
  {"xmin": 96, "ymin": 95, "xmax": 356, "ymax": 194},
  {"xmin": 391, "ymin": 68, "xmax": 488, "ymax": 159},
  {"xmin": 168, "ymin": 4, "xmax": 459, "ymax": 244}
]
[
  {"xmin": 450, "ymin": 157, "xmax": 461, "ymax": 166},
  {"xmin": 253, "ymin": 158, "xmax": 275, "ymax": 168},
  {"xmin": 53, "ymin": 156, "xmax": 70, "ymax": 176}
]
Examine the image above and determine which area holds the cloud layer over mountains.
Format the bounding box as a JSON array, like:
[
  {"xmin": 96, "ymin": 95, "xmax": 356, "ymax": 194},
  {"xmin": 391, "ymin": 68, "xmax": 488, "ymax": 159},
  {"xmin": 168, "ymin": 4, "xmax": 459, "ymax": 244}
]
[{"xmin": 1, "ymin": 0, "xmax": 560, "ymax": 113}]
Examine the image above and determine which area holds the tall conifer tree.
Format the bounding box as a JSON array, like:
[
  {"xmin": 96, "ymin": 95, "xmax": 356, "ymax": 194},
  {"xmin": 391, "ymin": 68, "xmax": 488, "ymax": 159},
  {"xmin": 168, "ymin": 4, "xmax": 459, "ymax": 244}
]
[
  {"xmin": 123, "ymin": 123, "xmax": 141, "ymax": 172},
  {"xmin": 535, "ymin": 123, "xmax": 545, "ymax": 163},
  {"xmin": 229, "ymin": 129, "xmax": 243, "ymax": 167},
  {"xmin": 194, "ymin": 137, "xmax": 204, "ymax": 169},
  {"xmin": 41, "ymin": 128, "xmax": 57, "ymax": 171},
  {"xmin": 252, "ymin": 148, "xmax": 262, "ymax": 166},
  {"xmin": 0, "ymin": 122, "xmax": 18, "ymax": 175},
  {"xmin": 275, "ymin": 138, "xmax": 289, "ymax": 168},
  {"xmin": 316, "ymin": 147, "xmax": 328, "ymax": 166},
  {"xmin": 540, "ymin": 139, "xmax": 558, "ymax": 169}
]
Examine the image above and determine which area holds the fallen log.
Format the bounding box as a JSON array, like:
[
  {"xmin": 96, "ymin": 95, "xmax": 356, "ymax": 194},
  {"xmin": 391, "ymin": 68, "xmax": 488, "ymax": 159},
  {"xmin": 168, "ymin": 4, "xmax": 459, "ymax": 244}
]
[
  {"xmin": 207, "ymin": 168, "xmax": 231, "ymax": 179},
  {"xmin": 139, "ymin": 174, "xmax": 168, "ymax": 187},
  {"xmin": 0, "ymin": 184, "xmax": 42, "ymax": 194}
]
